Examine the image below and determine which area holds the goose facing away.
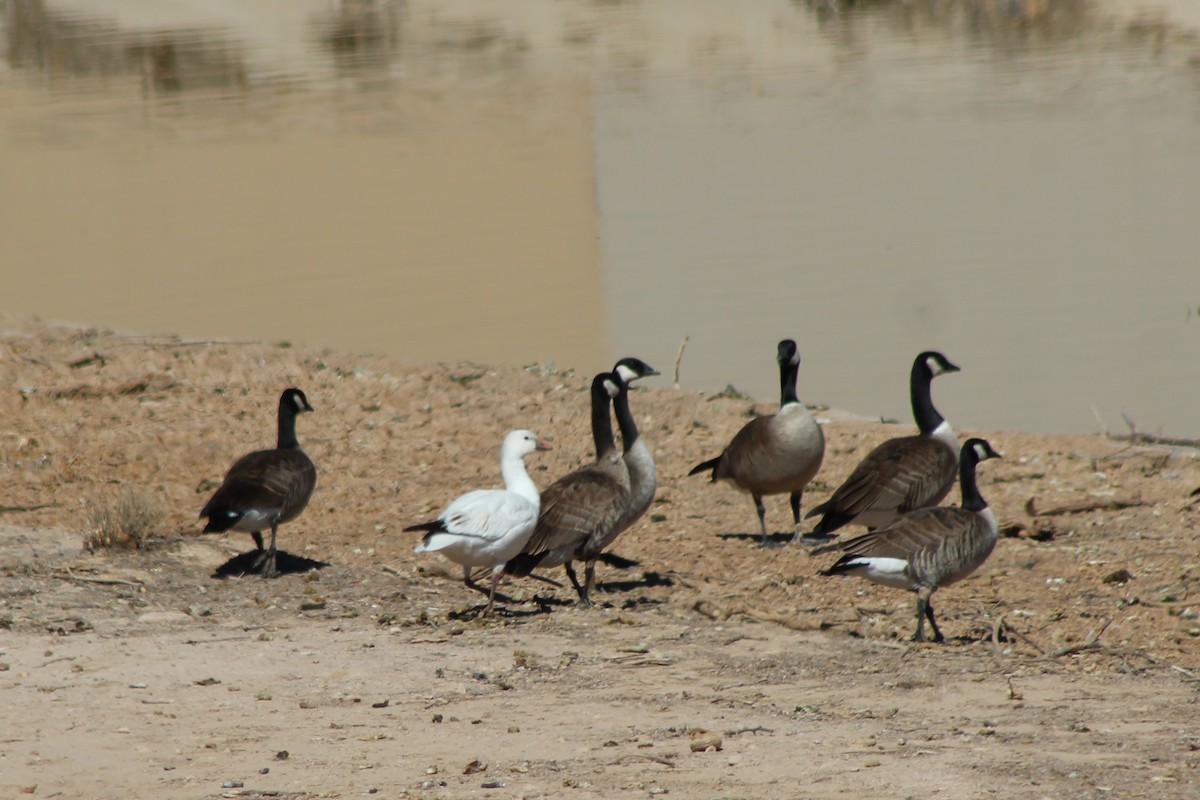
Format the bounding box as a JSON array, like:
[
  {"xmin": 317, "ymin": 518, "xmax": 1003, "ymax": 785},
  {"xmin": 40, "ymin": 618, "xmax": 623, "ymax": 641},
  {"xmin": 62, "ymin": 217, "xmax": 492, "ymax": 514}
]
[
  {"xmin": 812, "ymin": 438, "xmax": 1002, "ymax": 643},
  {"xmin": 405, "ymin": 429, "xmax": 551, "ymax": 616},
  {"xmin": 688, "ymin": 339, "xmax": 825, "ymax": 546},
  {"xmin": 506, "ymin": 372, "xmax": 631, "ymax": 605},
  {"xmin": 805, "ymin": 351, "xmax": 961, "ymax": 539},
  {"xmin": 200, "ymin": 387, "xmax": 317, "ymax": 578}
]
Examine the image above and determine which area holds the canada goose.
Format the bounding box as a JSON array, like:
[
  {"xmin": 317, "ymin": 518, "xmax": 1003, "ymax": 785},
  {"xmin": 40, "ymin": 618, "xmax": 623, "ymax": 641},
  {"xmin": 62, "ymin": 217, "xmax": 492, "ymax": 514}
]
[
  {"xmin": 405, "ymin": 429, "xmax": 551, "ymax": 616},
  {"xmin": 612, "ymin": 356, "xmax": 660, "ymax": 534},
  {"xmin": 812, "ymin": 438, "xmax": 1002, "ymax": 643},
  {"xmin": 688, "ymin": 339, "xmax": 825, "ymax": 546},
  {"xmin": 506, "ymin": 372, "xmax": 631, "ymax": 605},
  {"xmin": 805, "ymin": 351, "xmax": 961, "ymax": 539},
  {"xmin": 200, "ymin": 387, "xmax": 317, "ymax": 578}
]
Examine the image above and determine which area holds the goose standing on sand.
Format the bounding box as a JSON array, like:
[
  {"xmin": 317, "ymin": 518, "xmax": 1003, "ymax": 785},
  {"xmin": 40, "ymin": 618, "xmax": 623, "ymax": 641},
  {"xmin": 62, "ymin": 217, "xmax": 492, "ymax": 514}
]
[
  {"xmin": 200, "ymin": 387, "xmax": 317, "ymax": 578},
  {"xmin": 688, "ymin": 339, "xmax": 825, "ymax": 546},
  {"xmin": 805, "ymin": 351, "xmax": 961, "ymax": 539},
  {"xmin": 506, "ymin": 373, "xmax": 631, "ymax": 605},
  {"xmin": 812, "ymin": 438, "xmax": 1002, "ymax": 643},
  {"xmin": 405, "ymin": 429, "xmax": 551, "ymax": 616},
  {"xmin": 612, "ymin": 356, "xmax": 660, "ymax": 534}
]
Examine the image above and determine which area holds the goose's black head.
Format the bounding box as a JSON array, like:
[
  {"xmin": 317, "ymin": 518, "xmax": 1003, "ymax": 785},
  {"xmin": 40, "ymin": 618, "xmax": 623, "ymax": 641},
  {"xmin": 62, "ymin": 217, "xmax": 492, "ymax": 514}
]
[
  {"xmin": 915, "ymin": 351, "xmax": 960, "ymax": 379},
  {"xmin": 776, "ymin": 339, "xmax": 800, "ymax": 367},
  {"xmin": 613, "ymin": 357, "xmax": 660, "ymax": 385},
  {"xmin": 962, "ymin": 437, "xmax": 1002, "ymax": 464},
  {"xmin": 281, "ymin": 387, "xmax": 314, "ymax": 415}
]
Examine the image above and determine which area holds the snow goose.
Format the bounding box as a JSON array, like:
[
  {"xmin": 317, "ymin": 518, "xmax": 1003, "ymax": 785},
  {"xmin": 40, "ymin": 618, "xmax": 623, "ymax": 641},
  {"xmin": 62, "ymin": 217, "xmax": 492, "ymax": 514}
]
[
  {"xmin": 805, "ymin": 351, "xmax": 960, "ymax": 539},
  {"xmin": 506, "ymin": 372, "xmax": 631, "ymax": 605},
  {"xmin": 405, "ymin": 429, "xmax": 551, "ymax": 616},
  {"xmin": 688, "ymin": 339, "xmax": 825, "ymax": 546},
  {"xmin": 200, "ymin": 387, "xmax": 317, "ymax": 578},
  {"xmin": 812, "ymin": 438, "xmax": 1002, "ymax": 642}
]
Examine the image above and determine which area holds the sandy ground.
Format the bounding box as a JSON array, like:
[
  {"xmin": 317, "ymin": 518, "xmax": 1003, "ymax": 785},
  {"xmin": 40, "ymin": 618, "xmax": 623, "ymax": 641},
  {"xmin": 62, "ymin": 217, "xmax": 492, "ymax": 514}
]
[{"xmin": 1, "ymin": 317, "xmax": 1199, "ymax": 799}]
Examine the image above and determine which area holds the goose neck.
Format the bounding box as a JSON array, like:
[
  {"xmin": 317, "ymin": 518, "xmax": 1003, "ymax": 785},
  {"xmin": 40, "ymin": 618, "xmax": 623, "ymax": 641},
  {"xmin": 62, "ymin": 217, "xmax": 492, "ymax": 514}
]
[
  {"xmin": 590, "ymin": 379, "xmax": 619, "ymax": 458},
  {"xmin": 959, "ymin": 449, "xmax": 987, "ymax": 512},
  {"xmin": 911, "ymin": 362, "xmax": 945, "ymax": 435},
  {"xmin": 612, "ymin": 386, "xmax": 640, "ymax": 453},
  {"xmin": 276, "ymin": 403, "xmax": 301, "ymax": 449},
  {"xmin": 501, "ymin": 455, "xmax": 540, "ymax": 506},
  {"xmin": 778, "ymin": 359, "xmax": 800, "ymax": 407}
]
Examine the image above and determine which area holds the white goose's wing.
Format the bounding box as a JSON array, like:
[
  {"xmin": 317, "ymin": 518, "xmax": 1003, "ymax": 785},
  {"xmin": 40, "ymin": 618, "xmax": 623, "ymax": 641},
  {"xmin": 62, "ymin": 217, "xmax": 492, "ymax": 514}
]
[{"xmin": 439, "ymin": 489, "xmax": 539, "ymax": 542}]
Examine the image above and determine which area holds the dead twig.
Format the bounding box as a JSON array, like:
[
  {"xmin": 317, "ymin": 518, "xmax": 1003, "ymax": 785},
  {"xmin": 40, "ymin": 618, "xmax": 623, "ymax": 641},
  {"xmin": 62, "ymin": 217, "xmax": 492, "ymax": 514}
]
[
  {"xmin": 724, "ymin": 725, "xmax": 773, "ymax": 737},
  {"xmin": 611, "ymin": 753, "xmax": 676, "ymax": 768},
  {"xmin": 1045, "ymin": 617, "xmax": 1113, "ymax": 658},
  {"xmin": 57, "ymin": 569, "xmax": 144, "ymax": 588},
  {"xmin": 0, "ymin": 503, "xmax": 61, "ymax": 515},
  {"xmin": 673, "ymin": 336, "xmax": 689, "ymax": 390},
  {"xmin": 1024, "ymin": 495, "xmax": 1144, "ymax": 517}
]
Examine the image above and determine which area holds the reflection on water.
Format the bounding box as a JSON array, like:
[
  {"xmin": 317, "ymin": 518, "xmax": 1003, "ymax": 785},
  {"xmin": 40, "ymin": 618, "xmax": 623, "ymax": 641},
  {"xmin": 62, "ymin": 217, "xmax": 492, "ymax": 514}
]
[{"xmin": 1, "ymin": 0, "xmax": 1198, "ymax": 435}]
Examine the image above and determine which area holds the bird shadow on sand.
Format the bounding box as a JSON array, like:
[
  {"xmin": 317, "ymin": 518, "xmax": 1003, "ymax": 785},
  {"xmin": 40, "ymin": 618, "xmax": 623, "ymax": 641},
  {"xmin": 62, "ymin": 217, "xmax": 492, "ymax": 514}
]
[
  {"xmin": 716, "ymin": 531, "xmax": 802, "ymax": 548},
  {"xmin": 212, "ymin": 549, "xmax": 329, "ymax": 579},
  {"xmin": 597, "ymin": 570, "xmax": 674, "ymax": 594}
]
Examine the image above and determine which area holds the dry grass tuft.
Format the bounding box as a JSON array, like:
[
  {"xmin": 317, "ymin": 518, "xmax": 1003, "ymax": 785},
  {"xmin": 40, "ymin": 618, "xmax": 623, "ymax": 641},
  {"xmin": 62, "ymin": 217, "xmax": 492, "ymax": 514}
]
[{"xmin": 82, "ymin": 488, "xmax": 166, "ymax": 551}]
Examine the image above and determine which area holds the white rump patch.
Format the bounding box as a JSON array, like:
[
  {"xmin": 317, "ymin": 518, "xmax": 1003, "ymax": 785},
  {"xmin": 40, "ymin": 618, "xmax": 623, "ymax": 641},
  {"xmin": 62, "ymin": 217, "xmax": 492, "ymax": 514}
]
[{"xmin": 846, "ymin": 556, "xmax": 915, "ymax": 591}]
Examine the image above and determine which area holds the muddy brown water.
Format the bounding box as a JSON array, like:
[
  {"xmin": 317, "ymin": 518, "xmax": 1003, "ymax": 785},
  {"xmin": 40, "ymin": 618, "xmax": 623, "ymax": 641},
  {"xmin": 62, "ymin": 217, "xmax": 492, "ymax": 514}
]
[{"xmin": 2, "ymin": 0, "xmax": 1199, "ymax": 434}]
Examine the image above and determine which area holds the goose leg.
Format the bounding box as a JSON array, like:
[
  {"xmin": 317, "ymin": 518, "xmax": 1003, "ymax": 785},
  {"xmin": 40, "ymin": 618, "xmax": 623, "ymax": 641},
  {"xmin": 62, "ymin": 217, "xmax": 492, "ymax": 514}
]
[
  {"xmin": 463, "ymin": 565, "xmax": 517, "ymax": 607},
  {"xmin": 914, "ymin": 589, "xmax": 944, "ymax": 643},
  {"xmin": 582, "ymin": 561, "xmax": 598, "ymax": 605},
  {"xmin": 923, "ymin": 597, "xmax": 944, "ymax": 643},
  {"xmin": 251, "ymin": 522, "xmax": 280, "ymax": 577},
  {"xmin": 563, "ymin": 562, "xmax": 592, "ymax": 606},
  {"xmin": 752, "ymin": 493, "xmax": 771, "ymax": 547},
  {"xmin": 787, "ymin": 491, "xmax": 803, "ymax": 544},
  {"xmin": 463, "ymin": 564, "xmax": 480, "ymax": 593},
  {"xmin": 483, "ymin": 570, "xmax": 502, "ymax": 617},
  {"xmin": 262, "ymin": 521, "xmax": 280, "ymax": 578}
]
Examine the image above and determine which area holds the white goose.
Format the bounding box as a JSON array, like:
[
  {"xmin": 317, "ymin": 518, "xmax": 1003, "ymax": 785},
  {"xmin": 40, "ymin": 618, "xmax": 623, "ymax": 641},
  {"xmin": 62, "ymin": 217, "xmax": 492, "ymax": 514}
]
[{"xmin": 405, "ymin": 429, "xmax": 551, "ymax": 616}]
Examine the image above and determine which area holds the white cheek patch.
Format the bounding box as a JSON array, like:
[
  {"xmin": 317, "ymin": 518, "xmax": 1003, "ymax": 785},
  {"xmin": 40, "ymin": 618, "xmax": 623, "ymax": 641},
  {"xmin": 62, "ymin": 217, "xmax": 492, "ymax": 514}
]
[
  {"xmin": 616, "ymin": 365, "xmax": 636, "ymax": 382},
  {"xmin": 604, "ymin": 379, "xmax": 620, "ymax": 397},
  {"xmin": 927, "ymin": 356, "xmax": 943, "ymax": 375}
]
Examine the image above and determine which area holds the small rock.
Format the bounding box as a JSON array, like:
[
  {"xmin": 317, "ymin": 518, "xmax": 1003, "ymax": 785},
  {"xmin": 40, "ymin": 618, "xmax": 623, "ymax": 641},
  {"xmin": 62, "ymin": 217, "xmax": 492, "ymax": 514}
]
[
  {"xmin": 275, "ymin": 750, "xmax": 290, "ymax": 761},
  {"xmin": 194, "ymin": 677, "xmax": 221, "ymax": 686},
  {"xmin": 463, "ymin": 758, "xmax": 487, "ymax": 775},
  {"xmin": 300, "ymin": 600, "xmax": 326, "ymax": 611},
  {"xmin": 481, "ymin": 780, "xmax": 506, "ymax": 789},
  {"xmin": 372, "ymin": 700, "xmax": 389, "ymax": 709},
  {"xmin": 259, "ymin": 767, "xmax": 270, "ymax": 775},
  {"xmin": 129, "ymin": 682, "xmax": 147, "ymax": 689},
  {"xmin": 689, "ymin": 729, "xmax": 722, "ymax": 752},
  {"xmin": 507, "ymin": 726, "xmax": 520, "ymax": 734},
  {"xmin": 1103, "ymin": 568, "xmax": 1134, "ymax": 585},
  {"xmin": 432, "ymin": 714, "xmax": 444, "ymax": 723},
  {"xmin": 221, "ymin": 780, "xmax": 244, "ymax": 789}
]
